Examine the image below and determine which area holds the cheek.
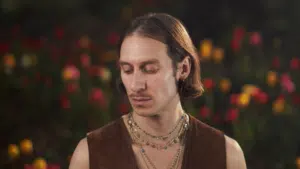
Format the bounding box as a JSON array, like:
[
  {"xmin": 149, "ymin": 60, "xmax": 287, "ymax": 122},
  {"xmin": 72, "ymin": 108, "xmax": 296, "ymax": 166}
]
[
  {"xmin": 120, "ymin": 74, "xmax": 131, "ymax": 90},
  {"xmin": 150, "ymin": 72, "xmax": 177, "ymax": 95}
]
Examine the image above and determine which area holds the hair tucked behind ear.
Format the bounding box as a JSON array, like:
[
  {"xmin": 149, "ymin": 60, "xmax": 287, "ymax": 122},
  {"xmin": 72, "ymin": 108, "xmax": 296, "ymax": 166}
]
[{"xmin": 117, "ymin": 12, "xmax": 204, "ymax": 99}]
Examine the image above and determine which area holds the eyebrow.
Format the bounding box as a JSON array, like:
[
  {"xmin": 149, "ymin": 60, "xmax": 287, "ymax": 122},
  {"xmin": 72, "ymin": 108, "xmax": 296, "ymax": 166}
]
[{"xmin": 118, "ymin": 59, "xmax": 160, "ymax": 66}]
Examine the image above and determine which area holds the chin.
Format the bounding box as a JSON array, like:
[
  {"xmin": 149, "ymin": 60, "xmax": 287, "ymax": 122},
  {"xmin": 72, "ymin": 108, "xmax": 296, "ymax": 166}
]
[{"xmin": 132, "ymin": 107, "xmax": 159, "ymax": 117}]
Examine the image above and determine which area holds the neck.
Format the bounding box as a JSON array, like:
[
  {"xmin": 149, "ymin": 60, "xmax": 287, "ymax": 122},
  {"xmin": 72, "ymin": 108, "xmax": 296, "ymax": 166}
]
[{"xmin": 132, "ymin": 97, "xmax": 184, "ymax": 136}]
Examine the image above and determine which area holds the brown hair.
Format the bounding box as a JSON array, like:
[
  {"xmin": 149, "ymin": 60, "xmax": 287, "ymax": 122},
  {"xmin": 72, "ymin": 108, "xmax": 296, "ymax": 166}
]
[{"xmin": 116, "ymin": 12, "xmax": 204, "ymax": 99}]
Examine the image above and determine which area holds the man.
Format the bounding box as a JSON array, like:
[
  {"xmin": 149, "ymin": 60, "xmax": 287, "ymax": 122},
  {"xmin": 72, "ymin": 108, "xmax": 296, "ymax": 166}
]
[{"xmin": 69, "ymin": 13, "xmax": 247, "ymax": 169}]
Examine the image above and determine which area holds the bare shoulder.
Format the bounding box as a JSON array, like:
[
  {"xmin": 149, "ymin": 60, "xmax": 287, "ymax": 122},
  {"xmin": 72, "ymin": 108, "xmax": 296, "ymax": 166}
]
[
  {"xmin": 69, "ymin": 138, "xmax": 89, "ymax": 169},
  {"xmin": 225, "ymin": 135, "xmax": 247, "ymax": 169}
]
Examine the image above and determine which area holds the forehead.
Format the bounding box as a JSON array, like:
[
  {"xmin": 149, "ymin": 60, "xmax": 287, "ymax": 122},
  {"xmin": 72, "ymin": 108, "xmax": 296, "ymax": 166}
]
[{"xmin": 119, "ymin": 35, "xmax": 170, "ymax": 64}]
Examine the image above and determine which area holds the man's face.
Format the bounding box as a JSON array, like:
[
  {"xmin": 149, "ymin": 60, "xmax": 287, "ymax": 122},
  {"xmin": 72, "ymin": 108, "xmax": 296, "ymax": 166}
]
[{"xmin": 119, "ymin": 35, "xmax": 180, "ymax": 116}]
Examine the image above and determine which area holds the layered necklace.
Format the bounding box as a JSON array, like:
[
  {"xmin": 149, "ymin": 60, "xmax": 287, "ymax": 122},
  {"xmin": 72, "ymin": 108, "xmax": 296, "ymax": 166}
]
[{"xmin": 127, "ymin": 112, "xmax": 189, "ymax": 169}]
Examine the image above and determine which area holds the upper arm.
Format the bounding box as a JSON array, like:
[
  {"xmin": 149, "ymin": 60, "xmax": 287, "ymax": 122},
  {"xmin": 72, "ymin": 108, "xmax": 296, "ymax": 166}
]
[
  {"xmin": 69, "ymin": 138, "xmax": 89, "ymax": 169},
  {"xmin": 225, "ymin": 135, "xmax": 247, "ymax": 169}
]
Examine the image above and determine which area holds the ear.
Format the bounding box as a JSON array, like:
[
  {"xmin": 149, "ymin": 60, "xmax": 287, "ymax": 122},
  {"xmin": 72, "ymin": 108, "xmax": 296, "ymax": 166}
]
[{"xmin": 176, "ymin": 56, "xmax": 191, "ymax": 81}]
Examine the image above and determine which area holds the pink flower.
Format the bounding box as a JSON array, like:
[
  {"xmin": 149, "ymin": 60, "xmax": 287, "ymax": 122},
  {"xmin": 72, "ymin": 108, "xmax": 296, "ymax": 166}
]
[
  {"xmin": 249, "ymin": 32, "xmax": 262, "ymax": 45},
  {"xmin": 80, "ymin": 54, "xmax": 90, "ymax": 67},
  {"xmin": 199, "ymin": 106, "xmax": 210, "ymax": 119},
  {"xmin": 62, "ymin": 65, "xmax": 80, "ymax": 80},
  {"xmin": 89, "ymin": 88, "xmax": 106, "ymax": 106},
  {"xmin": 280, "ymin": 74, "xmax": 295, "ymax": 93}
]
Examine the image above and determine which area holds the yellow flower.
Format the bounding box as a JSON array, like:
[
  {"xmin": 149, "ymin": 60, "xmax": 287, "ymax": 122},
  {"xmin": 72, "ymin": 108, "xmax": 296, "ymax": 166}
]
[
  {"xmin": 219, "ymin": 78, "xmax": 231, "ymax": 93},
  {"xmin": 199, "ymin": 39, "xmax": 212, "ymax": 59},
  {"xmin": 238, "ymin": 93, "xmax": 250, "ymax": 107},
  {"xmin": 20, "ymin": 139, "xmax": 33, "ymax": 154},
  {"xmin": 99, "ymin": 67, "xmax": 112, "ymax": 82},
  {"xmin": 4, "ymin": 54, "xmax": 16, "ymax": 68},
  {"xmin": 273, "ymin": 99, "xmax": 285, "ymax": 114},
  {"xmin": 212, "ymin": 47, "xmax": 224, "ymax": 63},
  {"xmin": 267, "ymin": 71, "xmax": 277, "ymax": 87},
  {"xmin": 8, "ymin": 144, "xmax": 19, "ymax": 159},
  {"xmin": 295, "ymin": 157, "xmax": 300, "ymax": 168},
  {"xmin": 33, "ymin": 157, "xmax": 47, "ymax": 169}
]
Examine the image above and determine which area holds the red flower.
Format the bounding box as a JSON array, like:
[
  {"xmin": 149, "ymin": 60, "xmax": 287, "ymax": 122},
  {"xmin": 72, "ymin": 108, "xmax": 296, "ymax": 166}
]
[
  {"xmin": 272, "ymin": 56, "xmax": 280, "ymax": 68},
  {"xmin": 107, "ymin": 32, "xmax": 120, "ymax": 46},
  {"xmin": 233, "ymin": 27, "xmax": 245, "ymax": 41},
  {"xmin": 203, "ymin": 78, "xmax": 214, "ymax": 90},
  {"xmin": 292, "ymin": 93, "xmax": 300, "ymax": 105},
  {"xmin": 55, "ymin": 27, "xmax": 64, "ymax": 40},
  {"xmin": 230, "ymin": 94, "xmax": 239, "ymax": 105},
  {"xmin": 225, "ymin": 108, "xmax": 239, "ymax": 122},
  {"xmin": 67, "ymin": 83, "xmax": 78, "ymax": 93},
  {"xmin": 290, "ymin": 57, "xmax": 300, "ymax": 70},
  {"xmin": 231, "ymin": 27, "xmax": 245, "ymax": 52},
  {"xmin": 199, "ymin": 106, "xmax": 210, "ymax": 119},
  {"xmin": 277, "ymin": 94, "xmax": 285, "ymax": 101},
  {"xmin": 0, "ymin": 42, "xmax": 9, "ymax": 54},
  {"xmin": 60, "ymin": 95, "xmax": 70, "ymax": 109},
  {"xmin": 253, "ymin": 91, "xmax": 268, "ymax": 104},
  {"xmin": 231, "ymin": 39, "xmax": 240, "ymax": 52}
]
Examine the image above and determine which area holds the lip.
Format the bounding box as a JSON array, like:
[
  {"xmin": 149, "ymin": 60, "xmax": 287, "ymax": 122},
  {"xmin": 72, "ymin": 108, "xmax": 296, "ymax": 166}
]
[{"xmin": 130, "ymin": 97, "xmax": 152, "ymax": 105}]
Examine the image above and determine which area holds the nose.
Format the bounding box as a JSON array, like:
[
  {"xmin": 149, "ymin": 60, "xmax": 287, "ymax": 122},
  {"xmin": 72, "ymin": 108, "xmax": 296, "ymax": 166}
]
[{"xmin": 130, "ymin": 72, "xmax": 147, "ymax": 92}]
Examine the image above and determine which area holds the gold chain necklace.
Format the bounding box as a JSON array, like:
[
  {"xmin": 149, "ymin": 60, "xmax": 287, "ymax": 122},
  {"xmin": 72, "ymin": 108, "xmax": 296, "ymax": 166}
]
[
  {"xmin": 128, "ymin": 113, "xmax": 189, "ymax": 150},
  {"xmin": 128, "ymin": 112, "xmax": 185, "ymax": 141}
]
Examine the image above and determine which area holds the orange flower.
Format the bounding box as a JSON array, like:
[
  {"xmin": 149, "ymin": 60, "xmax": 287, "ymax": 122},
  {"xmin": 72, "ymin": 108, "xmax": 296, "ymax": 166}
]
[
  {"xmin": 4, "ymin": 53, "xmax": 16, "ymax": 68},
  {"xmin": 219, "ymin": 78, "xmax": 231, "ymax": 93},
  {"xmin": 199, "ymin": 39, "xmax": 212, "ymax": 59},
  {"xmin": 212, "ymin": 47, "xmax": 224, "ymax": 63},
  {"xmin": 79, "ymin": 36, "xmax": 90, "ymax": 49},
  {"xmin": 8, "ymin": 144, "xmax": 19, "ymax": 159},
  {"xmin": 266, "ymin": 71, "xmax": 277, "ymax": 87},
  {"xmin": 20, "ymin": 139, "xmax": 33, "ymax": 154},
  {"xmin": 272, "ymin": 99, "xmax": 285, "ymax": 114}
]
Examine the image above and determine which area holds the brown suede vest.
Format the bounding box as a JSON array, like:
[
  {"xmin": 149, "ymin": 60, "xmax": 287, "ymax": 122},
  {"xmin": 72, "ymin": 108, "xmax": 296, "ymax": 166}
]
[{"xmin": 87, "ymin": 115, "xmax": 226, "ymax": 169}]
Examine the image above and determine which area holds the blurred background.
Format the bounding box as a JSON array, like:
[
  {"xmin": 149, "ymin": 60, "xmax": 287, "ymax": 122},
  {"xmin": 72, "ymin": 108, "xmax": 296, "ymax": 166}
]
[{"xmin": 1, "ymin": 0, "xmax": 300, "ymax": 168}]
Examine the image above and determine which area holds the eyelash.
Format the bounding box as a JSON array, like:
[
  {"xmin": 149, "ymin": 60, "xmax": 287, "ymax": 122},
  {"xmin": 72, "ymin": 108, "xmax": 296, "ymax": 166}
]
[{"xmin": 122, "ymin": 67, "xmax": 158, "ymax": 74}]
